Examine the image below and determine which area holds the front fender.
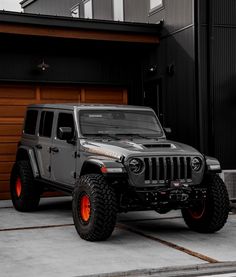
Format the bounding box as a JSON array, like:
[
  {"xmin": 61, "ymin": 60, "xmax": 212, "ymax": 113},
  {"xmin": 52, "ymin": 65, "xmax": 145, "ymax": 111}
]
[
  {"xmin": 80, "ymin": 158, "xmax": 126, "ymax": 177},
  {"xmin": 205, "ymin": 156, "xmax": 221, "ymax": 173}
]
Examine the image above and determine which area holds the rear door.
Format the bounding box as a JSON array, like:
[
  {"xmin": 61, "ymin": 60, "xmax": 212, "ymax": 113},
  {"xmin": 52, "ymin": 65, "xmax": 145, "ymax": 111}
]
[{"xmin": 35, "ymin": 110, "xmax": 54, "ymax": 180}]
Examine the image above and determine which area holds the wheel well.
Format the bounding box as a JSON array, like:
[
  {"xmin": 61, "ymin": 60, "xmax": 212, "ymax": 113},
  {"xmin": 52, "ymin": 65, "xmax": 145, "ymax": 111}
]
[
  {"xmin": 80, "ymin": 162, "xmax": 101, "ymax": 176},
  {"xmin": 16, "ymin": 149, "xmax": 30, "ymax": 162}
]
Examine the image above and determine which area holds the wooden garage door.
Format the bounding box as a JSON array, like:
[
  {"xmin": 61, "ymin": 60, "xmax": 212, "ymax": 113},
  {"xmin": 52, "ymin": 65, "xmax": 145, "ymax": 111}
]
[{"xmin": 0, "ymin": 84, "xmax": 127, "ymax": 200}]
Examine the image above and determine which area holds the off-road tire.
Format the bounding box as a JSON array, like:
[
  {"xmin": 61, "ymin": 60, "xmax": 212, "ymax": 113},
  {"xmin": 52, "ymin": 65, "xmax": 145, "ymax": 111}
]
[
  {"xmin": 10, "ymin": 160, "xmax": 40, "ymax": 212},
  {"xmin": 182, "ymin": 174, "xmax": 229, "ymax": 233},
  {"xmin": 72, "ymin": 174, "xmax": 117, "ymax": 241}
]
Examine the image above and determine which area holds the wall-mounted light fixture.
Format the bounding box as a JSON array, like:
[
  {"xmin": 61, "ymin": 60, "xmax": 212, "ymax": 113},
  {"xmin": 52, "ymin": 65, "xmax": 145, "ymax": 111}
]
[
  {"xmin": 37, "ymin": 59, "xmax": 50, "ymax": 72},
  {"xmin": 167, "ymin": 63, "xmax": 175, "ymax": 76}
]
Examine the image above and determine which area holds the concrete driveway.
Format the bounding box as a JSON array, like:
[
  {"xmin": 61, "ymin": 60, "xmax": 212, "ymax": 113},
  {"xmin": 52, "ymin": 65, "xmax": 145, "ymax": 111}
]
[{"xmin": 1, "ymin": 197, "xmax": 236, "ymax": 277}]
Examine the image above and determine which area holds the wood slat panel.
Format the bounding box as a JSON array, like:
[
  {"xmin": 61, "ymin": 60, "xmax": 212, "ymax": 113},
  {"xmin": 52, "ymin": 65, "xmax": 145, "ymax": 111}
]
[
  {"xmin": 0, "ymin": 192, "xmax": 11, "ymax": 200},
  {"xmin": 0, "ymin": 162, "xmax": 14, "ymax": 174},
  {"xmin": 0, "ymin": 137, "xmax": 20, "ymax": 143},
  {"xmin": 0, "ymin": 86, "xmax": 36, "ymax": 99},
  {"xmin": 40, "ymin": 87, "xmax": 81, "ymax": 100},
  {"xmin": 0, "ymin": 106, "xmax": 26, "ymax": 117},
  {"xmin": 0, "ymin": 99, "xmax": 38, "ymax": 105},
  {"xmin": 0, "ymin": 143, "xmax": 17, "ymax": 155},
  {"xmin": 0, "ymin": 181, "xmax": 10, "ymax": 193},
  {"xmin": 0, "ymin": 118, "xmax": 24, "ymax": 124},
  {"xmin": 0, "ymin": 155, "xmax": 15, "ymax": 162},
  {"xmin": 0, "ymin": 174, "xmax": 10, "ymax": 181},
  {"xmin": 0, "ymin": 125, "xmax": 22, "ymax": 136}
]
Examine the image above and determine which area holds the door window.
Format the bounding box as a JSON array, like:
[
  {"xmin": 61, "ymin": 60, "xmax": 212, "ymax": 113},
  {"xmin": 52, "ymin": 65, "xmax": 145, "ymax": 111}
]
[
  {"xmin": 39, "ymin": 111, "xmax": 54, "ymax": 138},
  {"xmin": 57, "ymin": 113, "xmax": 75, "ymax": 140}
]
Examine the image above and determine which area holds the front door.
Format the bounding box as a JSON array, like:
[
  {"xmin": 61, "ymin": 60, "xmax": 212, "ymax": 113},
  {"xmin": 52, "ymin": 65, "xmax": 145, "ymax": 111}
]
[{"xmin": 51, "ymin": 112, "xmax": 76, "ymax": 186}]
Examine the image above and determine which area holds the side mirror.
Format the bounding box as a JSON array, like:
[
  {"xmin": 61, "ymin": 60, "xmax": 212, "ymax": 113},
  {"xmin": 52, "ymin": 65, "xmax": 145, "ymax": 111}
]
[{"xmin": 58, "ymin": 127, "xmax": 73, "ymax": 141}]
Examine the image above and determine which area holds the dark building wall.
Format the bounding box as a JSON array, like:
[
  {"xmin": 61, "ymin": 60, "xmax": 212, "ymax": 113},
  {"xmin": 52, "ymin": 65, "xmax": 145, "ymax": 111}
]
[
  {"xmin": 148, "ymin": 0, "xmax": 194, "ymax": 31},
  {"xmin": 0, "ymin": 33, "xmax": 150, "ymax": 106},
  {"xmin": 199, "ymin": 0, "xmax": 236, "ymax": 168},
  {"xmin": 142, "ymin": 0, "xmax": 198, "ymax": 148}
]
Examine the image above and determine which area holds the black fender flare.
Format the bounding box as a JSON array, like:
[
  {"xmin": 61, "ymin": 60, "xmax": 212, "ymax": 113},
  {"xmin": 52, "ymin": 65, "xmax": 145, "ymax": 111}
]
[
  {"xmin": 16, "ymin": 146, "xmax": 40, "ymax": 178},
  {"xmin": 205, "ymin": 156, "xmax": 221, "ymax": 173},
  {"xmin": 80, "ymin": 158, "xmax": 126, "ymax": 177}
]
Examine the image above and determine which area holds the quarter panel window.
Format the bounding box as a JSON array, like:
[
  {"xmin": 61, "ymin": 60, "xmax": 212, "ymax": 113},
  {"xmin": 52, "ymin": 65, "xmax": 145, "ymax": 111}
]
[
  {"xmin": 57, "ymin": 113, "xmax": 75, "ymax": 139},
  {"xmin": 39, "ymin": 111, "xmax": 54, "ymax": 138},
  {"xmin": 24, "ymin": 110, "xmax": 38, "ymax": 135}
]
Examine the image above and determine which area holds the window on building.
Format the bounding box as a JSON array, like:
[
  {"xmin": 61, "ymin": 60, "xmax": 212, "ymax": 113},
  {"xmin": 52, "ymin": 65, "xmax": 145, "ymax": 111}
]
[
  {"xmin": 113, "ymin": 0, "xmax": 124, "ymax": 21},
  {"xmin": 71, "ymin": 5, "xmax": 80, "ymax": 18},
  {"xmin": 24, "ymin": 110, "xmax": 38, "ymax": 135},
  {"xmin": 39, "ymin": 111, "xmax": 54, "ymax": 138},
  {"xmin": 84, "ymin": 0, "xmax": 93, "ymax": 19},
  {"xmin": 150, "ymin": 0, "xmax": 163, "ymax": 11}
]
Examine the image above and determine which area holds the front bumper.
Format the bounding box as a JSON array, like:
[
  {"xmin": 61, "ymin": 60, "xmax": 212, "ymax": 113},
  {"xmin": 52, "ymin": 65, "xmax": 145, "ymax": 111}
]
[{"xmin": 135, "ymin": 184, "xmax": 207, "ymax": 212}]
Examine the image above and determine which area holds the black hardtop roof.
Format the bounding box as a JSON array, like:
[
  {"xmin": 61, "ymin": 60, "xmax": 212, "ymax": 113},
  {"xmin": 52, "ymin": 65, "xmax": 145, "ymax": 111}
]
[{"xmin": 28, "ymin": 103, "xmax": 153, "ymax": 111}]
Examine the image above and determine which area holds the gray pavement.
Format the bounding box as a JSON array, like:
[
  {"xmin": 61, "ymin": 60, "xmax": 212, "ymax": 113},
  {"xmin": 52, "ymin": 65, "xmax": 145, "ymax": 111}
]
[{"xmin": 0, "ymin": 197, "xmax": 236, "ymax": 277}]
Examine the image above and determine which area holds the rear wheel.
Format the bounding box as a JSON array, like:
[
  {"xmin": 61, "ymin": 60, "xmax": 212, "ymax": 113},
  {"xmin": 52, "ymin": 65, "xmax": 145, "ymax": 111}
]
[
  {"xmin": 10, "ymin": 160, "xmax": 40, "ymax": 212},
  {"xmin": 182, "ymin": 174, "xmax": 229, "ymax": 233},
  {"xmin": 72, "ymin": 174, "xmax": 117, "ymax": 241}
]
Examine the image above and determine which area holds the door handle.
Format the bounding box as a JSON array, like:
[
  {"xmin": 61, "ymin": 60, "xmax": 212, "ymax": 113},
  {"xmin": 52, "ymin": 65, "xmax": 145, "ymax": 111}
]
[
  {"xmin": 36, "ymin": 144, "xmax": 42, "ymax": 149},
  {"xmin": 50, "ymin": 147, "xmax": 59, "ymax": 153}
]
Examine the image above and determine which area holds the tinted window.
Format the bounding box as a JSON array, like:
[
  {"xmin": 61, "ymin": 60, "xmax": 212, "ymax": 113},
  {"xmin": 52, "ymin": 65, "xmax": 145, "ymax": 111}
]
[
  {"xmin": 39, "ymin": 111, "xmax": 54, "ymax": 138},
  {"xmin": 57, "ymin": 113, "xmax": 75, "ymax": 139},
  {"xmin": 24, "ymin": 110, "xmax": 38, "ymax": 135},
  {"xmin": 80, "ymin": 110, "xmax": 163, "ymax": 137}
]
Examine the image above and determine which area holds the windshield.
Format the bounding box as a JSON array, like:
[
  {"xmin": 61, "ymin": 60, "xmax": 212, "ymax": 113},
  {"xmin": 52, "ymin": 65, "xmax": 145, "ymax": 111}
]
[{"xmin": 79, "ymin": 109, "xmax": 163, "ymax": 137}]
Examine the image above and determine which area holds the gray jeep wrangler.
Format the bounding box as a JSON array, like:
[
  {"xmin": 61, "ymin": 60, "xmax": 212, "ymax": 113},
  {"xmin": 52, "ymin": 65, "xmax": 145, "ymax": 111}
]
[{"xmin": 11, "ymin": 104, "xmax": 229, "ymax": 241}]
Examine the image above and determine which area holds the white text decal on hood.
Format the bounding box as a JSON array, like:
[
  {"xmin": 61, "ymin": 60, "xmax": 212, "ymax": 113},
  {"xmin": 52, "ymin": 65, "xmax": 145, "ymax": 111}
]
[{"xmin": 81, "ymin": 142, "xmax": 122, "ymax": 160}]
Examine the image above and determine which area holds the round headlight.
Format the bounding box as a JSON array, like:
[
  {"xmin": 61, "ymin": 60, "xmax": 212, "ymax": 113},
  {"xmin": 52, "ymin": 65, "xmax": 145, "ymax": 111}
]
[
  {"xmin": 191, "ymin": 157, "xmax": 202, "ymax": 171},
  {"xmin": 129, "ymin": 158, "xmax": 144, "ymax": 174}
]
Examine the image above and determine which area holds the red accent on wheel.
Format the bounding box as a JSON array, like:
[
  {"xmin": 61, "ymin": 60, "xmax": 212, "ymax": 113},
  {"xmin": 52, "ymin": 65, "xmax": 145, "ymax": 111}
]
[
  {"xmin": 80, "ymin": 195, "xmax": 91, "ymax": 222},
  {"xmin": 15, "ymin": 177, "xmax": 22, "ymax": 197},
  {"xmin": 188, "ymin": 202, "xmax": 206, "ymax": 219}
]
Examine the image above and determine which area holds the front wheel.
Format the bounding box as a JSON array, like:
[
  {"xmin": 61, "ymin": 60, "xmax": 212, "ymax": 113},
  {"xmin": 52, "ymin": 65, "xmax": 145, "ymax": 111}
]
[
  {"xmin": 182, "ymin": 174, "xmax": 229, "ymax": 233},
  {"xmin": 72, "ymin": 174, "xmax": 117, "ymax": 241}
]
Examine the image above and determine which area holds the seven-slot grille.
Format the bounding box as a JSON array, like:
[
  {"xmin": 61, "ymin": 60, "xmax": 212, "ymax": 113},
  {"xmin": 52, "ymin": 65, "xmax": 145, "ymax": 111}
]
[{"xmin": 144, "ymin": 156, "xmax": 192, "ymax": 184}]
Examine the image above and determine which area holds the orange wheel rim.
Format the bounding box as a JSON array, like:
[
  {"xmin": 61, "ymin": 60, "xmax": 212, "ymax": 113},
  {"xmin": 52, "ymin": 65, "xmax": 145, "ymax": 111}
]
[
  {"xmin": 16, "ymin": 177, "xmax": 22, "ymax": 197},
  {"xmin": 80, "ymin": 195, "xmax": 91, "ymax": 222},
  {"xmin": 188, "ymin": 202, "xmax": 205, "ymax": 219}
]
